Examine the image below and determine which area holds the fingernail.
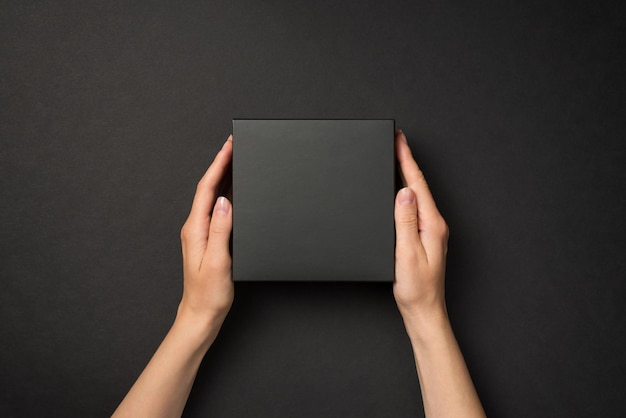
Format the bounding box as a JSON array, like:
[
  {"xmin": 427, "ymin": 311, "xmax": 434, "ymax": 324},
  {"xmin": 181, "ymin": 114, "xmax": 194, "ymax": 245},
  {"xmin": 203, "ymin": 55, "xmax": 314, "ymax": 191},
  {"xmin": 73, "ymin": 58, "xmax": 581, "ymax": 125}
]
[
  {"xmin": 215, "ymin": 196, "xmax": 230, "ymax": 215},
  {"xmin": 398, "ymin": 187, "xmax": 415, "ymax": 205}
]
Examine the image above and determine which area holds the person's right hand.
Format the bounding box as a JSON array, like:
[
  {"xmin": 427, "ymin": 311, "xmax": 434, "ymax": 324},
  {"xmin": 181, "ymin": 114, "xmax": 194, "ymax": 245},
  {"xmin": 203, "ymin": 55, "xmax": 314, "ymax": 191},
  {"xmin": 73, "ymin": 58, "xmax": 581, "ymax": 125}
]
[
  {"xmin": 113, "ymin": 135, "xmax": 234, "ymax": 418},
  {"xmin": 392, "ymin": 130, "xmax": 450, "ymax": 323}
]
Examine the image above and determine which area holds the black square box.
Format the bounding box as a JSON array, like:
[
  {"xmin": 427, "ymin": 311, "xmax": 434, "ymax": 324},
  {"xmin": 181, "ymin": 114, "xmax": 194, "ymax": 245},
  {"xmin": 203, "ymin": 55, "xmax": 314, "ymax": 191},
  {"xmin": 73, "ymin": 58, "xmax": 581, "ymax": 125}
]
[{"xmin": 232, "ymin": 119, "xmax": 395, "ymax": 281}]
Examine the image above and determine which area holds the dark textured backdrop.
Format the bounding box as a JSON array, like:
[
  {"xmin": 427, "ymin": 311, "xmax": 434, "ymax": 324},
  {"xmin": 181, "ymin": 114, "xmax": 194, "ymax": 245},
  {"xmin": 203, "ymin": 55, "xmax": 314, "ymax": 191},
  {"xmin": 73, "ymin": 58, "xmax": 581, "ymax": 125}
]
[{"xmin": 1, "ymin": 1, "xmax": 624, "ymax": 417}]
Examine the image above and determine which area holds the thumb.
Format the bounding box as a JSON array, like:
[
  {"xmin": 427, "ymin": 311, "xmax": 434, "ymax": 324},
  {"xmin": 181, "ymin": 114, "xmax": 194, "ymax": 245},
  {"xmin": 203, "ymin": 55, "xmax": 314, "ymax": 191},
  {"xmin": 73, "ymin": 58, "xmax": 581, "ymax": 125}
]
[
  {"xmin": 395, "ymin": 187, "xmax": 424, "ymax": 254},
  {"xmin": 205, "ymin": 196, "xmax": 233, "ymax": 270}
]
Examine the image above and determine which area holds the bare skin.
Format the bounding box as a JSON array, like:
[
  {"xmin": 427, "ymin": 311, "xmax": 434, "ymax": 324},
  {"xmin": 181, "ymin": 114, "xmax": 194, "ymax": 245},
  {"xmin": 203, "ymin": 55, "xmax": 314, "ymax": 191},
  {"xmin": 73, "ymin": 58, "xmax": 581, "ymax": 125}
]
[
  {"xmin": 393, "ymin": 130, "xmax": 486, "ymax": 417},
  {"xmin": 112, "ymin": 130, "xmax": 486, "ymax": 418},
  {"xmin": 112, "ymin": 135, "xmax": 234, "ymax": 418}
]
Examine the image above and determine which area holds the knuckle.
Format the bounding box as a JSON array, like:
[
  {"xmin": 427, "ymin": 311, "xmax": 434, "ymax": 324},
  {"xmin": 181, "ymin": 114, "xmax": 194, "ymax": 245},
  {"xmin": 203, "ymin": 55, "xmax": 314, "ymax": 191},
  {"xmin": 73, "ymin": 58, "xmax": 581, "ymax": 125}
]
[
  {"xmin": 441, "ymin": 220, "xmax": 450, "ymax": 238},
  {"xmin": 397, "ymin": 211, "xmax": 418, "ymax": 228},
  {"xmin": 196, "ymin": 177, "xmax": 206, "ymax": 193},
  {"xmin": 181, "ymin": 221, "xmax": 205, "ymax": 242},
  {"xmin": 180, "ymin": 224, "xmax": 189, "ymax": 241},
  {"xmin": 416, "ymin": 168, "xmax": 426, "ymax": 184},
  {"xmin": 436, "ymin": 219, "xmax": 449, "ymax": 254},
  {"xmin": 434, "ymin": 217, "xmax": 449, "ymax": 238}
]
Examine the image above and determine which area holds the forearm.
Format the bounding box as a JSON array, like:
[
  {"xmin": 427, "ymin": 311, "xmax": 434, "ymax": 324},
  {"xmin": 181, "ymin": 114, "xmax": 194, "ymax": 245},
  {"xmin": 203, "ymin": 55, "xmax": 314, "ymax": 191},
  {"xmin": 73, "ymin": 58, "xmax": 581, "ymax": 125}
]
[
  {"xmin": 403, "ymin": 309, "xmax": 485, "ymax": 418},
  {"xmin": 112, "ymin": 310, "xmax": 224, "ymax": 418}
]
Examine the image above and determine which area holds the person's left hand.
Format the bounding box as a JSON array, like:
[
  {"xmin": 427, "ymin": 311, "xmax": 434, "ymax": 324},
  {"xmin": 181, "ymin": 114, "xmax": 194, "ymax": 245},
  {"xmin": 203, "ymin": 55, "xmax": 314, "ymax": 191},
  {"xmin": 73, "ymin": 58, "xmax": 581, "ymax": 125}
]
[{"xmin": 178, "ymin": 134, "xmax": 234, "ymax": 330}]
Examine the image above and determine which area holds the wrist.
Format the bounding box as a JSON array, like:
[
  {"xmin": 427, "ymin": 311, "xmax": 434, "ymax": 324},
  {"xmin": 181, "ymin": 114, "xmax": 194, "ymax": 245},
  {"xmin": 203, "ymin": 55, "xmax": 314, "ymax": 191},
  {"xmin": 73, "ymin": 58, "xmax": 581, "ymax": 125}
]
[
  {"xmin": 400, "ymin": 305, "xmax": 451, "ymax": 347},
  {"xmin": 173, "ymin": 304, "xmax": 227, "ymax": 352}
]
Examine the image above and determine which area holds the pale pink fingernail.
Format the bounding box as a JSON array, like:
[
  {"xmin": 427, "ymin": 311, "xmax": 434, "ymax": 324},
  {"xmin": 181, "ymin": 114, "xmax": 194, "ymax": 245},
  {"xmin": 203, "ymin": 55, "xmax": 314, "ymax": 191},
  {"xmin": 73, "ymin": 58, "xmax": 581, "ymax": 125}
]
[
  {"xmin": 215, "ymin": 196, "xmax": 230, "ymax": 215},
  {"xmin": 398, "ymin": 187, "xmax": 415, "ymax": 205}
]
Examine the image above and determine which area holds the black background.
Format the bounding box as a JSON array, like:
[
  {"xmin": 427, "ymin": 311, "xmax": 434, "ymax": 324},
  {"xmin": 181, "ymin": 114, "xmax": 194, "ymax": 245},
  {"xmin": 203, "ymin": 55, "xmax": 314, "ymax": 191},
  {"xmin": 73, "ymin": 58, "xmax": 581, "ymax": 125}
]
[{"xmin": 1, "ymin": 1, "xmax": 624, "ymax": 417}]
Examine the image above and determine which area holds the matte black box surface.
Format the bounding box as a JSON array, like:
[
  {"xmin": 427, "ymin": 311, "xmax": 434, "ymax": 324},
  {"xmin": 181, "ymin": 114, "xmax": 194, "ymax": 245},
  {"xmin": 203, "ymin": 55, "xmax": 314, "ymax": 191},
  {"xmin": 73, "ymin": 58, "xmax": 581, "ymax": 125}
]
[{"xmin": 232, "ymin": 119, "xmax": 395, "ymax": 281}]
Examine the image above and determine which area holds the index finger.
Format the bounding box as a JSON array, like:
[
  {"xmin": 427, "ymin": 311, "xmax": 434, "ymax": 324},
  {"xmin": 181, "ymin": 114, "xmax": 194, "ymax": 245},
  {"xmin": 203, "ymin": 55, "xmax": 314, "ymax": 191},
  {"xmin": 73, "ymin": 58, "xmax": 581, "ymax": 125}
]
[
  {"xmin": 395, "ymin": 130, "xmax": 441, "ymax": 223},
  {"xmin": 187, "ymin": 134, "xmax": 233, "ymax": 226}
]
